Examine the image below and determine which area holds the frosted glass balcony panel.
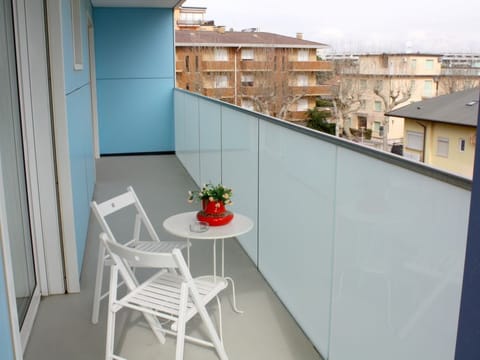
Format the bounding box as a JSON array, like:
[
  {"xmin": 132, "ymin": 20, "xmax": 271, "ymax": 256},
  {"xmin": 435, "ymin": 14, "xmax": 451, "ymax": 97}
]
[
  {"xmin": 174, "ymin": 91, "xmax": 200, "ymax": 185},
  {"xmin": 258, "ymin": 121, "xmax": 336, "ymax": 356},
  {"xmin": 199, "ymin": 99, "xmax": 221, "ymax": 186},
  {"xmin": 221, "ymin": 107, "xmax": 259, "ymax": 263},
  {"xmin": 329, "ymin": 147, "xmax": 471, "ymax": 360}
]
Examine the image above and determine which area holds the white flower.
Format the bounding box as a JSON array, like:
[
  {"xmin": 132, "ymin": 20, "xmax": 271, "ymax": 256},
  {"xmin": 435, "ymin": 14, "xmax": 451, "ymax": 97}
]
[{"xmin": 209, "ymin": 196, "xmax": 214, "ymax": 202}]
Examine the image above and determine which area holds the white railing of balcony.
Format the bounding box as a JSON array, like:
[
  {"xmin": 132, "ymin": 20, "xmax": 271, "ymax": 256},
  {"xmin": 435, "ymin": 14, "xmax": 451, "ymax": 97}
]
[{"xmin": 174, "ymin": 88, "xmax": 472, "ymax": 360}]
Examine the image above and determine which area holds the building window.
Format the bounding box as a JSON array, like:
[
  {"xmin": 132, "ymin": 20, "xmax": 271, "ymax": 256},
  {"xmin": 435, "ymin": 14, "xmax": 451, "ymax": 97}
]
[
  {"xmin": 374, "ymin": 101, "xmax": 382, "ymax": 112},
  {"xmin": 297, "ymin": 98, "xmax": 308, "ymax": 111},
  {"xmin": 360, "ymin": 79, "xmax": 367, "ymax": 90},
  {"xmin": 360, "ymin": 99, "xmax": 366, "ymax": 110},
  {"xmin": 241, "ymin": 74, "xmax": 254, "ymax": 86},
  {"xmin": 425, "ymin": 59, "xmax": 434, "ymax": 70},
  {"xmin": 297, "ymin": 74, "xmax": 308, "ymax": 86},
  {"xmin": 195, "ymin": 56, "xmax": 199, "ymax": 72},
  {"xmin": 214, "ymin": 48, "xmax": 228, "ymax": 61},
  {"xmin": 459, "ymin": 138, "xmax": 466, "ymax": 152},
  {"xmin": 214, "ymin": 75, "xmax": 228, "ymax": 88},
  {"xmin": 406, "ymin": 131, "xmax": 423, "ymax": 151},
  {"xmin": 358, "ymin": 116, "xmax": 367, "ymax": 129},
  {"xmin": 424, "ymin": 80, "xmax": 433, "ymax": 97},
  {"xmin": 375, "ymin": 80, "xmax": 383, "ymax": 91},
  {"xmin": 71, "ymin": 0, "xmax": 83, "ymax": 70},
  {"xmin": 437, "ymin": 137, "xmax": 449, "ymax": 157},
  {"xmin": 185, "ymin": 55, "xmax": 190, "ymax": 72},
  {"xmin": 410, "ymin": 80, "xmax": 416, "ymax": 90},
  {"xmin": 410, "ymin": 59, "xmax": 417, "ymax": 72},
  {"xmin": 373, "ymin": 121, "xmax": 381, "ymax": 133},
  {"xmin": 241, "ymin": 48, "xmax": 254, "ymax": 61},
  {"xmin": 297, "ymin": 49, "xmax": 308, "ymax": 61}
]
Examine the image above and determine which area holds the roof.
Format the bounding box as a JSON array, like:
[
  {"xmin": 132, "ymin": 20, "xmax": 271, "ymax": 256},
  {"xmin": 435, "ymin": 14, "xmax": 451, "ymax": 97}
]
[
  {"xmin": 386, "ymin": 87, "xmax": 480, "ymax": 127},
  {"xmin": 175, "ymin": 30, "xmax": 327, "ymax": 49}
]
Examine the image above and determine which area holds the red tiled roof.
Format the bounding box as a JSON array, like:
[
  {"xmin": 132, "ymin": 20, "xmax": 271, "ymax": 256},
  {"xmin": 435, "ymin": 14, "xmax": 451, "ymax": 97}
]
[{"xmin": 175, "ymin": 30, "xmax": 327, "ymax": 48}]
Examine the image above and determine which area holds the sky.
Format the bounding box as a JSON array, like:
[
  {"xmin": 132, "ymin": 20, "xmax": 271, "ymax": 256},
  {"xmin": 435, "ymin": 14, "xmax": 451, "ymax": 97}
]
[{"xmin": 182, "ymin": 0, "xmax": 480, "ymax": 54}]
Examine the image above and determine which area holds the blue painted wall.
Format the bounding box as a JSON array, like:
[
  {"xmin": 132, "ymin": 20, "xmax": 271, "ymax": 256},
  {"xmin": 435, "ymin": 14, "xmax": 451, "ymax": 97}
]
[
  {"xmin": 93, "ymin": 8, "xmax": 175, "ymax": 154},
  {"xmin": 61, "ymin": 0, "xmax": 95, "ymax": 271},
  {"xmin": 0, "ymin": 253, "xmax": 14, "ymax": 360}
]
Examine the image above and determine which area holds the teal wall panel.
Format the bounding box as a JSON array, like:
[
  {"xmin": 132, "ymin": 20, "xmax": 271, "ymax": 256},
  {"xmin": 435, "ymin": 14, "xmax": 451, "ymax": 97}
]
[
  {"xmin": 66, "ymin": 84, "xmax": 94, "ymax": 269},
  {"xmin": 94, "ymin": 7, "xmax": 175, "ymax": 154},
  {"xmin": 97, "ymin": 78, "xmax": 174, "ymax": 154},
  {"xmin": 62, "ymin": 0, "xmax": 95, "ymax": 273}
]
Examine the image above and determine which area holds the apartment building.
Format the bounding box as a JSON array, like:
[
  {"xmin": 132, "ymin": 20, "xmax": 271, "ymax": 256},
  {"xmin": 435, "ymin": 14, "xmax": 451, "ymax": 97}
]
[
  {"xmin": 329, "ymin": 53, "xmax": 444, "ymax": 146},
  {"xmin": 327, "ymin": 52, "xmax": 480, "ymax": 148},
  {"xmin": 175, "ymin": 29, "xmax": 332, "ymax": 121}
]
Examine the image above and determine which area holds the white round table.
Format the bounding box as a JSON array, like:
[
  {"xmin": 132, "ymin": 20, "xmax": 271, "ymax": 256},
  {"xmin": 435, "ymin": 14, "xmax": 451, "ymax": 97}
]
[{"xmin": 163, "ymin": 211, "xmax": 253, "ymax": 313}]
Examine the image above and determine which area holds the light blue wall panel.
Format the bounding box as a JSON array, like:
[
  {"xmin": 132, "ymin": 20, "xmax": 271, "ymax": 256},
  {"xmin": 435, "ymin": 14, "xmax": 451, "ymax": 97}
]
[
  {"xmin": 66, "ymin": 84, "xmax": 94, "ymax": 269},
  {"xmin": 0, "ymin": 253, "xmax": 14, "ymax": 360},
  {"xmin": 329, "ymin": 147, "xmax": 470, "ymax": 360},
  {"xmin": 61, "ymin": 0, "xmax": 90, "ymax": 93},
  {"xmin": 199, "ymin": 100, "xmax": 221, "ymax": 186},
  {"xmin": 61, "ymin": 0, "xmax": 95, "ymax": 273},
  {"xmin": 97, "ymin": 79, "xmax": 174, "ymax": 154},
  {"xmin": 258, "ymin": 121, "xmax": 336, "ymax": 356},
  {"xmin": 221, "ymin": 107, "xmax": 258, "ymax": 264},
  {"xmin": 94, "ymin": 8, "xmax": 174, "ymax": 79},
  {"xmin": 94, "ymin": 8, "xmax": 175, "ymax": 154}
]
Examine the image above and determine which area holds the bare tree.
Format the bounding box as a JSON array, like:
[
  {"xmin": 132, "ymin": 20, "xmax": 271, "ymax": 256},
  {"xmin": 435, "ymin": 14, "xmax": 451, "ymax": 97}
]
[
  {"xmin": 240, "ymin": 47, "xmax": 305, "ymax": 119},
  {"xmin": 438, "ymin": 69, "xmax": 480, "ymax": 95},
  {"xmin": 373, "ymin": 78, "xmax": 413, "ymax": 150}
]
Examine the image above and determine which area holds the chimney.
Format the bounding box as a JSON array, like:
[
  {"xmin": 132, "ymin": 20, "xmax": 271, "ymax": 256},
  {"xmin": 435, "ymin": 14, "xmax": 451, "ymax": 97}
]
[{"xmin": 296, "ymin": 32, "xmax": 303, "ymax": 40}]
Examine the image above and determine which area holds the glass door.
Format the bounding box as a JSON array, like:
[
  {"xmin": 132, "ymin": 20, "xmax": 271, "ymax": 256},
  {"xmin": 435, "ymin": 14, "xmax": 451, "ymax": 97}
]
[{"xmin": 0, "ymin": 0, "xmax": 37, "ymax": 327}]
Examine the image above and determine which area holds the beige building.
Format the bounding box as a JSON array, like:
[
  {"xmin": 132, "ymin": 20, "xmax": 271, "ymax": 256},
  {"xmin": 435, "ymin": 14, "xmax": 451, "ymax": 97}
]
[
  {"xmin": 329, "ymin": 53, "xmax": 444, "ymax": 146},
  {"xmin": 174, "ymin": 8, "xmax": 332, "ymax": 122},
  {"xmin": 387, "ymin": 88, "xmax": 479, "ymax": 178}
]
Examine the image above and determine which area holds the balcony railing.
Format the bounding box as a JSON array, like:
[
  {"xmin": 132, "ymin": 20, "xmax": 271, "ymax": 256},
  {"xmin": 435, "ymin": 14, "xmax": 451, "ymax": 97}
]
[
  {"xmin": 290, "ymin": 85, "xmax": 331, "ymax": 96},
  {"xmin": 290, "ymin": 60, "xmax": 333, "ymax": 71},
  {"xmin": 201, "ymin": 60, "xmax": 235, "ymax": 72},
  {"xmin": 202, "ymin": 87, "xmax": 234, "ymax": 98},
  {"xmin": 174, "ymin": 88, "xmax": 472, "ymax": 360}
]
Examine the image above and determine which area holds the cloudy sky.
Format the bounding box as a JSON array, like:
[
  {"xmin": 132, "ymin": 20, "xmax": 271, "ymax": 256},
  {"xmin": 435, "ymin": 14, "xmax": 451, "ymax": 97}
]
[{"xmin": 182, "ymin": 0, "xmax": 480, "ymax": 53}]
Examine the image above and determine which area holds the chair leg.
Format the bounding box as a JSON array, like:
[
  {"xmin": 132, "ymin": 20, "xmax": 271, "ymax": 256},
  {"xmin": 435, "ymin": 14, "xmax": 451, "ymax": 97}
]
[
  {"xmin": 175, "ymin": 283, "xmax": 188, "ymax": 360},
  {"xmin": 195, "ymin": 295, "xmax": 228, "ymax": 360},
  {"xmin": 92, "ymin": 241, "xmax": 107, "ymax": 324},
  {"xmin": 105, "ymin": 265, "xmax": 118, "ymax": 360}
]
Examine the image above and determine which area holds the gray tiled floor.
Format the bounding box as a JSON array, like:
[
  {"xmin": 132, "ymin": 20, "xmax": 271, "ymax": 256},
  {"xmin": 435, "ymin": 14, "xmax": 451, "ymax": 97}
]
[{"xmin": 24, "ymin": 155, "xmax": 322, "ymax": 360}]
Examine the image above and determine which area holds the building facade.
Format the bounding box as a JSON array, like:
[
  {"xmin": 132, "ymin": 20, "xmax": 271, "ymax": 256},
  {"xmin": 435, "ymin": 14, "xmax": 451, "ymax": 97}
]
[
  {"xmin": 388, "ymin": 88, "xmax": 479, "ymax": 178},
  {"xmin": 175, "ymin": 29, "xmax": 332, "ymax": 122},
  {"xmin": 328, "ymin": 53, "xmax": 480, "ymax": 148}
]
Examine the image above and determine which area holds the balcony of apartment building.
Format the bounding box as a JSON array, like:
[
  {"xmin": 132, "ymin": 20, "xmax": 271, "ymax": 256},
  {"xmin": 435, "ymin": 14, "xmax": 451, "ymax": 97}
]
[
  {"xmin": 4, "ymin": 2, "xmax": 480, "ymax": 360},
  {"xmin": 201, "ymin": 60, "xmax": 236, "ymax": 72},
  {"xmin": 24, "ymin": 87, "xmax": 475, "ymax": 360},
  {"xmin": 240, "ymin": 60, "xmax": 271, "ymax": 71},
  {"xmin": 202, "ymin": 86, "xmax": 235, "ymax": 99},
  {"xmin": 290, "ymin": 84, "xmax": 331, "ymax": 96},
  {"xmin": 289, "ymin": 60, "xmax": 333, "ymax": 72}
]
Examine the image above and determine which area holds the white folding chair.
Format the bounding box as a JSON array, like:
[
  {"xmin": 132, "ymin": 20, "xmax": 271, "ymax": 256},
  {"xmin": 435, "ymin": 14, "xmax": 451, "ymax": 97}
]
[
  {"xmin": 100, "ymin": 233, "xmax": 228, "ymax": 360},
  {"xmin": 91, "ymin": 186, "xmax": 189, "ymax": 324}
]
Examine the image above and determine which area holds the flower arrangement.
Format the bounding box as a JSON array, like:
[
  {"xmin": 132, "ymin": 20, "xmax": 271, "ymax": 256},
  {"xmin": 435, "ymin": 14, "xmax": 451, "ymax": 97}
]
[{"xmin": 188, "ymin": 183, "xmax": 233, "ymax": 207}]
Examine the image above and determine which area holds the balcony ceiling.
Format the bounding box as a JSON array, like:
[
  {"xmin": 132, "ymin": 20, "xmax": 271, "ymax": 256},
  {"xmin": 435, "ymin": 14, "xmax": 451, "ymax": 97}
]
[{"xmin": 91, "ymin": 0, "xmax": 185, "ymax": 8}]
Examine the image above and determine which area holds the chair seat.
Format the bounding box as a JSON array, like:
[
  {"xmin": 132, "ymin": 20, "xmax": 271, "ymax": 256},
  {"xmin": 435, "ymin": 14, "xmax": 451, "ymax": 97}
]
[{"xmin": 116, "ymin": 272, "xmax": 227, "ymax": 328}]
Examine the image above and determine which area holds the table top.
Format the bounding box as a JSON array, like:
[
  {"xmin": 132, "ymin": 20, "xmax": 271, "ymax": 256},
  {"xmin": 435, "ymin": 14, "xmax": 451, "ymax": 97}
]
[{"xmin": 162, "ymin": 211, "xmax": 254, "ymax": 240}]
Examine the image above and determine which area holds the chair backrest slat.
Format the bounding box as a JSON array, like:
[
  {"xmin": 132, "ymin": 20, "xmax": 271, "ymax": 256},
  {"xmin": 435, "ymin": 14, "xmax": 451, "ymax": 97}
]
[
  {"xmin": 95, "ymin": 191, "xmax": 136, "ymax": 217},
  {"xmin": 101, "ymin": 233, "xmax": 178, "ymax": 269}
]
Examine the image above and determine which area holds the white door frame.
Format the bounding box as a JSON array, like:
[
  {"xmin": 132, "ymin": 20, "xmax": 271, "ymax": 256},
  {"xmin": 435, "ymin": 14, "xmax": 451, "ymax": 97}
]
[
  {"xmin": 45, "ymin": 0, "xmax": 81, "ymax": 293},
  {"xmin": 0, "ymin": 157, "xmax": 23, "ymax": 359},
  {"xmin": 87, "ymin": 14, "xmax": 100, "ymax": 159}
]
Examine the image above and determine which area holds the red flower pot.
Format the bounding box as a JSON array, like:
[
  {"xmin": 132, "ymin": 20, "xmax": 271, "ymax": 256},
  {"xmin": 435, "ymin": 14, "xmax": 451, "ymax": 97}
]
[{"xmin": 197, "ymin": 200, "xmax": 234, "ymax": 226}]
